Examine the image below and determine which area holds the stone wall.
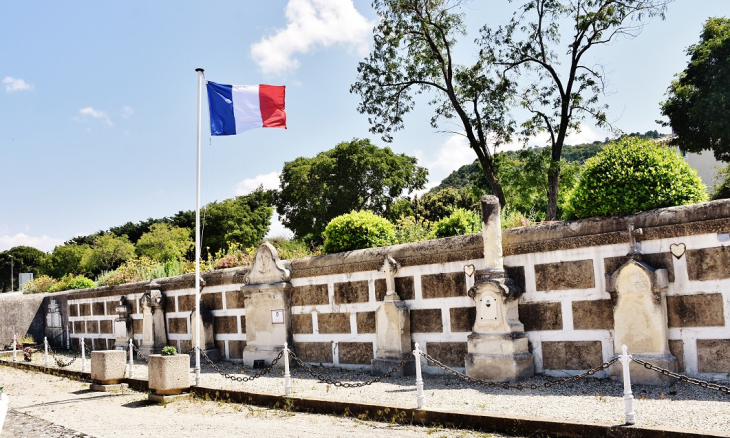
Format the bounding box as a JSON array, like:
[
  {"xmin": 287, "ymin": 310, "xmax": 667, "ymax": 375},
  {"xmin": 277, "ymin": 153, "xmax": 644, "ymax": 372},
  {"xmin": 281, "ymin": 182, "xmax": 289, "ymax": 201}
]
[{"xmin": 0, "ymin": 292, "xmax": 47, "ymax": 346}]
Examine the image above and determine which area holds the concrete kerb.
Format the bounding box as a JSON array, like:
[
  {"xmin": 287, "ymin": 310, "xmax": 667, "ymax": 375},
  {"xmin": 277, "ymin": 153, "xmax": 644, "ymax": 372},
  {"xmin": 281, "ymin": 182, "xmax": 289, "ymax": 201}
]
[{"xmin": 0, "ymin": 359, "xmax": 727, "ymax": 438}]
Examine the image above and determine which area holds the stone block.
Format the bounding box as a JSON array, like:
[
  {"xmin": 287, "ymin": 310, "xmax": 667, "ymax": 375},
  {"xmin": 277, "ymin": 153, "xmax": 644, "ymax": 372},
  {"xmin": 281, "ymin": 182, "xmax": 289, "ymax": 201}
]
[
  {"xmin": 338, "ymin": 342, "xmax": 373, "ymax": 365},
  {"xmin": 168, "ymin": 317, "xmax": 188, "ymax": 334},
  {"xmin": 92, "ymin": 302, "xmax": 105, "ymax": 316},
  {"xmin": 518, "ymin": 302, "xmax": 563, "ymax": 331},
  {"xmin": 317, "ymin": 313, "xmax": 351, "ymax": 334},
  {"xmin": 605, "ymin": 253, "xmax": 675, "ymax": 282},
  {"xmin": 542, "ymin": 341, "xmax": 603, "ymax": 370},
  {"xmin": 503, "ymin": 266, "xmax": 526, "ymax": 292},
  {"xmin": 148, "ymin": 354, "xmax": 191, "ymax": 395},
  {"xmin": 421, "ymin": 272, "xmax": 466, "ymax": 299},
  {"xmin": 410, "ymin": 308, "xmax": 443, "ymax": 333},
  {"xmin": 93, "ymin": 338, "xmax": 107, "ymax": 350},
  {"xmin": 164, "ymin": 297, "xmax": 176, "ymax": 313},
  {"xmin": 535, "ymin": 260, "xmax": 594, "ymax": 291},
  {"xmin": 73, "ymin": 321, "xmax": 84, "ymax": 334},
  {"xmin": 686, "ymin": 246, "xmax": 730, "ymax": 281},
  {"xmin": 334, "ymin": 281, "xmax": 369, "ymax": 304},
  {"xmin": 177, "ymin": 294, "xmax": 195, "ymax": 312},
  {"xmin": 371, "ymin": 358, "xmax": 415, "ymax": 376},
  {"xmin": 375, "ymin": 277, "xmax": 415, "ymax": 301},
  {"xmin": 668, "ymin": 340, "xmax": 685, "ymax": 372},
  {"xmin": 465, "ymin": 352, "xmax": 534, "ymax": 382},
  {"xmin": 294, "ymin": 342, "xmax": 333, "ymax": 363},
  {"xmin": 449, "ymin": 307, "xmax": 476, "ymax": 333},
  {"xmin": 356, "ymin": 312, "xmax": 375, "ymax": 334},
  {"xmin": 611, "ymin": 354, "xmax": 677, "ymax": 386},
  {"xmin": 697, "ymin": 339, "xmax": 730, "ymax": 373},
  {"xmin": 292, "ymin": 313, "xmax": 313, "ymax": 334},
  {"xmin": 90, "ymin": 350, "xmax": 127, "ymax": 384},
  {"xmin": 86, "ymin": 320, "xmax": 99, "ymax": 334},
  {"xmin": 133, "ymin": 318, "xmax": 142, "ymax": 334},
  {"xmin": 572, "ymin": 300, "xmax": 614, "ymax": 330},
  {"xmin": 105, "ymin": 301, "xmax": 116, "ymax": 316},
  {"xmin": 292, "ymin": 284, "xmax": 329, "ymax": 306},
  {"xmin": 667, "ymin": 294, "xmax": 725, "ymax": 327},
  {"xmin": 426, "ymin": 342, "xmax": 467, "ymax": 367},
  {"xmin": 69, "ymin": 304, "xmax": 78, "ymax": 317},
  {"xmin": 80, "ymin": 303, "xmax": 91, "ymax": 317},
  {"xmin": 228, "ymin": 341, "xmax": 246, "ymax": 360},
  {"xmin": 201, "ymin": 292, "xmax": 223, "ymax": 311},
  {"xmin": 213, "ymin": 316, "xmax": 238, "ymax": 334},
  {"xmin": 99, "ymin": 320, "xmax": 113, "ymax": 334},
  {"xmin": 225, "ymin": 290, "xmax": 246, "ymax": 309}
]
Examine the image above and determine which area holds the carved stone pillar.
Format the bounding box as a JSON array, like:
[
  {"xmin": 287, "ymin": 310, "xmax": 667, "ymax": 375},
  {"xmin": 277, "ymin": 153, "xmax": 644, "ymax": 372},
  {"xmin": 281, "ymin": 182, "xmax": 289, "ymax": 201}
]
[
  {"xmin": 113, "ymin": 297, "xmax": 133, "ymax": 350},
  {"xmin": 139, "ymin": 286, "xmax": 167, "ymax": 356}
]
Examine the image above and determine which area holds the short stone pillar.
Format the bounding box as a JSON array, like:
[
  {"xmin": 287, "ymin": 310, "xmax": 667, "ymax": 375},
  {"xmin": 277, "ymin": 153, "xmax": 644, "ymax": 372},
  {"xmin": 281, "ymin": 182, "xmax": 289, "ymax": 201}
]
[
  {"xmin": 139, "ymin": 286, "xmax": 167, "ymax": 356},
  {"xmin": 148, "ymin": 354, "xmax": 190, "ymax": 399},
  {"xmin": 113, "ymin": 297, "xmax": 133, "ymax": 350},
  {"xmin": 90, "ymin": 350, "xmax": 127, "ymax": 391},
  {"xmin": 607, "ymin": 258, "xmax": 677, "ymax": 385},
  {"xmin": 465, "ymin": 195, "xmax": 534, "ymax": 381},
  {"xmin": 241, "ymin": 242, "xmax": 293, "ymax": 368},
  {"xmin": 372, "ymin": 255, "xmax": 414, "ymax": 376}
]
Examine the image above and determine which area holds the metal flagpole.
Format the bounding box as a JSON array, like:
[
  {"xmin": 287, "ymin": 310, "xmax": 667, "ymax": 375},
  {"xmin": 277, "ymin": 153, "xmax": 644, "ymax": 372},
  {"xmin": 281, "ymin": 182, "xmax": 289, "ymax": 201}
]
[{"xmin": 194, "ymin": 67, "xmax": 204, "ymax": 386}]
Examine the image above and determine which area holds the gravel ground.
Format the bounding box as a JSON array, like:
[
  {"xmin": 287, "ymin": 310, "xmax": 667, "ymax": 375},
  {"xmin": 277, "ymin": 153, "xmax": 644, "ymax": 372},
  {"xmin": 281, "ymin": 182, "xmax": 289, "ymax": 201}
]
[{"xmin": 3, "ymin": 350, "xmax": 730, "ymax": 435}]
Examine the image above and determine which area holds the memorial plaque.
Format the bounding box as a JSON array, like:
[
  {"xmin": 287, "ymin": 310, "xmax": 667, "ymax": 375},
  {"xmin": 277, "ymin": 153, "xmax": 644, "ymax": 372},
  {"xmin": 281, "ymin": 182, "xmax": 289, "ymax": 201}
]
[{"xmin": 271, "ymin": 309, "xmax": 284, "ymax": 324}]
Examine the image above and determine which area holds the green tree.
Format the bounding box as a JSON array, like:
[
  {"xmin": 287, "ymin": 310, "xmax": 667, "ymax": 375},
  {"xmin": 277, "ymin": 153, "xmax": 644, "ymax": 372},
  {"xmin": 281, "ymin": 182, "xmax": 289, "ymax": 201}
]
[
  {"xmin": 202, "ymin": 188, "xmax": 273, "ymax": 255},
  {"xmin": 274, "ymin": 139, "xmax": 427, "ymax": 242},
  {"xmin": 661, "ymin": 17, "xmax": 730, "ymax": 161},
  {"xmin": 81, "ymin": 234, "xmax": 136, "ymax": 275},
  {"xmin": 412, "ymin": 187, "xmax": 479, "ymax": 223},
  {"xmin": 712, "ymin": 163, "xmax": 730, "ymax": 200},
  {"xmin": 430, "ymin": 208, "xmax": 482, "ymax": 238},
  {"xmin": 323, "ymin": 210, "xmax": 396, "ymax": 254},
  {"xmin": 482, "ymin": 0, "xmax": 668, "ymax": 219},
  {"xmin": 350, "ymin": 0, "xmax": 514, "ymax": 207},
  {"xmin": 41, "ymin": 244, "xmax": 90, "ymax": 278},
  {"xmin": 136, "ymin": 223, "xmax": 193, "ymax": 262},
  {"xmin": 0, "ymin": 246, "xmax": 47, "ymax": 292}
]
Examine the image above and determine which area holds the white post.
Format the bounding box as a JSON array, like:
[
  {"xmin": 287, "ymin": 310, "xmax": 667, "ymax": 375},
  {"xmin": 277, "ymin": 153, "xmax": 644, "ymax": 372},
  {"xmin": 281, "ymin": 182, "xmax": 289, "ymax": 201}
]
[
  {"xmin": 12, "ymin": 334, "xmax": 16, "ymax": 362},
  {"xmin": 194, "ymin": 67, "xmax": 204, "ymax": 387},
  {"xmin": 413, "ymin": 342, "xmax": 425, "ymax": 409},
  {"xmin": 284, "ymin": 342, "xmax": 292, "ymax": 396},
  {"xmin": 44, "ymin": 337, "xmax": 48, "ymax": 367},
  {"xmin": 620, "ymin": 344, "xmax": 635, "ymax": 425},
  {"xmin": 81, "ymin": 337, "xmax": 86, "ymax": 373},
  {"xmin": 66, "ymin": 325, "xmax": 70, "ymax": 350},
  {"xmin": 128, "ymin": 338, "xmax": 134, "ymax": 379}
]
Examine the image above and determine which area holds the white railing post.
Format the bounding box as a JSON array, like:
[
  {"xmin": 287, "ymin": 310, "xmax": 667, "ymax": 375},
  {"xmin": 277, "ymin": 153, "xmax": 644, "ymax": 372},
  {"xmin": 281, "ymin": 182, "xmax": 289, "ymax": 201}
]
[
  {"xmin": 413, "ymin": 342, "xmax": 425, "ymax": 409},
  {"xmin": 81, "ymin": 337, "xmax": 86, "ymax": 373},
  {"xmin": 44, "ymin": 337, "xmax": 49, "ymax": 367},
  {"xmin": 12, "ymin": 334, "xmax": 17, "ymax": 362},
  {"xmin": 128, "ymin": 339, "xmax": 134, "ymax": 379},
  {"xmin": 620, "ymin": 344, "xmax": 635, "ymax": 425},
  {"xmin": 284, "ymin": 342, "xmax": 292, "ymax": 396},
  {"xmin": 66, "ymin": 325, "xmax": 70, "ymax": 350}
]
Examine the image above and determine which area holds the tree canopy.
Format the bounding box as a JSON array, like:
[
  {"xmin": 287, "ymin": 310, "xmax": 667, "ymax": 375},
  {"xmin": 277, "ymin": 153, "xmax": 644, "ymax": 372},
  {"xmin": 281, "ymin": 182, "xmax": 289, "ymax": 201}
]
[
  {"xmin": 80, "ymin": 234, "xmax": 136, "ymax": 275},
  {"xmin": 274, "ymin": 138, "xmax": 427, "ymax": 241},
  {"xmin": 1, "ymin": 246, "xmax": 48, "ymax": 292},
  {"xmin": 136, "ymin": 223, "xmax": 193, "ymax": 262},
  {"xmin": 661, "ymin": 17, "xmax": 730, "ymax": 162},
  {"xmin": 201, "ymin": 188, "xmax": 273, "ymax": 256}
]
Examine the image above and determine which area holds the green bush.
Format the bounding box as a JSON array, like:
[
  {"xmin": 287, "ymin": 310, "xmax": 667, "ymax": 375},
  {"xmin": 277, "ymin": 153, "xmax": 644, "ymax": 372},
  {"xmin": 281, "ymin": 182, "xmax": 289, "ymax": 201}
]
[
  {"xmin": 22, "ymin": 275, "xmax": 58, "ymax": 294},
  {"xmin": 712, "ymin": 163, "xmax": 730, "ymax": 200},
  {"xmin": 430, "ymin": 208, "xmax": 482, "ymax": 239},
  {"xmin": 161, "ymin": 346, "xmax": 177, "ymax": 356},
  {"xmin": 564, "ymin": 137, "xmax": 708, "ymax": 219},
  {"xmin": 323, "ymin": 210, "xmax": 396, "ymax": 254},
  {"xmin": 48, "ymin": 274, "xmax": 95, "ymax": 292}
]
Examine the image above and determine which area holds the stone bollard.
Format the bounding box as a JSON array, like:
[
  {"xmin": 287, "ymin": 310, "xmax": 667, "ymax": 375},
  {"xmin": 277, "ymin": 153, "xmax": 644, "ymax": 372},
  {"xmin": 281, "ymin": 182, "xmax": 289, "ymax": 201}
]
[
  {"xmin": 284, "ymin": 342, "xmax": 292, "ymax": 396},
  {"xmin": 44, "ymin": 337, "xmax": 49, "ymax": 367},
  {"xmin": 414, "ymin": 343, "xmax": 424, "ymax": 409},
  {"xmin": 148, "ymin": 353, "xmax": 191, "ymax": 402},
  {"xmin": 90, "ymin": 350, "xmax": 128, "ymax": 391},
  {"xmin": 128, "ymin": 339, "xmax": 134, "ymax": 379},
  {"xmin": 620, "ymin": 345, "xmax": 636, "ymax": 425}
]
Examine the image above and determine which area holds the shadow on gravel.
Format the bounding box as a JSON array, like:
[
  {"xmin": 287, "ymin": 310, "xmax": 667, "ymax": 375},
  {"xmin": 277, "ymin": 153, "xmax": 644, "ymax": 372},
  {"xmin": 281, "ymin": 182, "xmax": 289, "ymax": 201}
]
[
  {"xmin": 121, "ymin": 400, "xmax": 157, "ymax": 409},
  {"xmin": 16, "ymin": 393, "xmax": 130, "ymax": 410}
]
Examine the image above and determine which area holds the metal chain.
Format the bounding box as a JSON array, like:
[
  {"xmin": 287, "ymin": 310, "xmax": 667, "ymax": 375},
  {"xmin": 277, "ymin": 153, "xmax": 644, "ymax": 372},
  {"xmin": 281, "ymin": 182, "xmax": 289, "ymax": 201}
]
[
  {"xmin": 47, "ymin": 344, "xmax": 78, "ymax": 368},
  {"xmin": 198, "ymin": 347, "xmax": 284, "ymax": 382},
  {"xmin": 420, "ymin": 351, "xmax": 619, "ymax": 390},
  {"xmin": 130, "ymin": 343, "xmax": 149, "ymax": 363},
  {"xmin": 631, "ymin": 357, "xmax": 730, "ymax": 394},
  {"xmin": 288, "ymin": 350, "xmax": 414, "ymax": 388}
]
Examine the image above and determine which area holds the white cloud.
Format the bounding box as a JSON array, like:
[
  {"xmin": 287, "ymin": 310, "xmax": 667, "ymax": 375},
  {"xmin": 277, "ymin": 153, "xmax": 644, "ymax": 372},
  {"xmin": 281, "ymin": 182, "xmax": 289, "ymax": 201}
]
[
  {"xmin": 234, "ymin": 171, "xmax": 280, "ymax": 195},
  {"xmin": 266, "ymin": 211, "xmax": 293, "ymax": 239},
  {"xmin": 0, "ymin": 233, "xmax": 62, "ymax": 252},
  {"xmin": 504, "ymin": 125, "xmax": 606, "ymax": 151},
  {"xmin": 121, "ymin": 106, "xmax": 134, "ymax": 119},
  {"xmin": 250, "ymin": 0, "xmax": 373, "ymax": 75},
  {"xmin": 77, "ymin": 107, "xmax": 113, "ymax": 127},
  {"xmin": 415, "ymin": 133, "xmax": 477, "ymax": 186},
  {"xmin": 2, "ymin": 76, "xmax": 34, "ymax": 92}
]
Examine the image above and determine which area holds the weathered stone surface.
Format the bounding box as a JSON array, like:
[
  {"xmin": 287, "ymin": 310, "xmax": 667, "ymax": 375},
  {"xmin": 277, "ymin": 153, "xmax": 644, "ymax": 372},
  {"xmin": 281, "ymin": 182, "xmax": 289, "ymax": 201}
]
[
  {"xmin": 105, "ymin": 301, "xmax": 117, "ymax": 316},
  {"xmin": 450, "ymin": 307, "xmax": 476, "ymax": 333},
  {"xmin": 149, "ymin": 354, "xmax": 190, "ymax": 395},
  {"xmin": 164, "ymin": 296, "xmax": 176, "ymax": 313},
  {"xmin": 92, "ymin": 338, "xmax": 107, "ymax": 350},
  {"xmin": 73, "ymin": 321, "xmax": 84, "ymax": 334},
  {"xmin": 668, "ymin": 340, "xmax": 685, "ymax": 372},
  {"xmin": 542, "ymin": 341, "xmax": 603, "ymax": 370},
  {"xmin": 338, "ymin": 342, "xmax": 373, "ymax": 364},
  {"xmin": 69, "ymin": 304, "xmax": 78, "ymax": 317},
  {"xmin": 503, "ymin": 266, "xmax": 526, "ymax": 292},
  {"xmin": 90, "ymin": 350, "xmax": 127, "ymax": 384},
  {"xmin": 133, "ymin": 318, "xmax": 142, "ymax": 334},
  {"xmin": 168, "ymin": 317, "xmax": 188, "ymax": 334},
  {"xmin": 213, "ymin": 316, "xmax": 238, "ymax": 334},
  {"xmin": 177, "ymin": 294, "xmax": 195, "ymax": 312},
  {"xmin": 697, "ymin": 339, "xmax": 730, "ymax": 373},
  {"xmin": 291, "ymin": 284, "xmax": 329, "ymax": 306},
  {"xmin": 292, "ymin": 313, "xmax": 313, "ymax": 334},
  {"xmin": 317, "ymin": 313, "xmax": 351, "ymax": 334},
  {"xmin": 572, "ymin": 300, "xmax": 614, "ymax": 330},
  {"xmin": 426, "ymin": 342, "xmax": 467, "ymax": 367},
  {"xmin": 410, "ymin": 309, "xmax": 443, "ymax": 333},
  {"xmin": 99, "ymin": 320, "xmax": 113, "ymax": 334},
  {"xmin": 375, "ymin": 277, "xmax": 415, "ymax": 301},
  {"xmin": 605, "ymin": 253, "xmax": 675, "ymax": 282},
  {"xmin": 80, "ymin": 303, "xmax": 91, "ymax": 316},
  {"xmin": 535, "ymin": 260, "xmax": 594, "ymax": 291},
  {"xmin": 518, "ymin": 303, "xmax": 562, "ymax": 331},
  {"xmin": 667, "ymin": 294, "xmax": 725, "ymax": 327},
  {"xmin": 86, "ymin": 320, "xmax": 99, "ymax": 334},
  {"xmin": 294, "ymin": 342, "xmax": 333, "ymax": 363},
  {"xmin": 225, "ymin": 290, "xmax": 246, "ymax": 309},
  {"xmin": 201, "ymin": 292, "xmax": 223, "ymax": 311},
  {"xmin": 241, "ymin": 282, "xmax": 292, "ymax": 368},
  {"xmin": 421, "ymin": 272, "xmax": 466, "ymax": 299},
  {"xmin": 228, "ymin": 340, "xmax": 246, "ymax": 359},
  {"xmin": 92, "ymin": 302, "xmax": 105, "ymax": 316},
  {"xmin": 334, "ymin": 281, "xmax": 369, "ymax": 304},
  {"xmin": 356, "ymin": 312, "xmax": 375, "ymax": 334},
  {"xmin": 686, "ymin": 246, "xmax": 730, "ymax": 281}
]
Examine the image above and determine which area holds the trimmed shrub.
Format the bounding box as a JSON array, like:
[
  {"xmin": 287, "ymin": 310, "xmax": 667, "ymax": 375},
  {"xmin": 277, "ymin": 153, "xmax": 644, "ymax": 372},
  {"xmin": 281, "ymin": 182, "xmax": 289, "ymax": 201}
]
[
  {"xmin": 564, "ymin": 137, "xmax": 708, "ymax": 219},
  {"xmin": 323, "ymin": 210, "xmax": 395, "ymax": 254},
  {"xmin": 48, "ymin": 274, "xmax": 95, "ymax": 292},
  {"xmin": 430, "ymin": 208, "xmax": 482, "ymax": 239}
]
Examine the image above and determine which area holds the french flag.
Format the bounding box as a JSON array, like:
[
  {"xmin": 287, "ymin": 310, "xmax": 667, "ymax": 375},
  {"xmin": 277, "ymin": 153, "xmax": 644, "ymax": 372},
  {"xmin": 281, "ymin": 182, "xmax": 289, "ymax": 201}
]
[{"xmin": 206, "ymin": 81, "xmax": 286, "ymax": 136}]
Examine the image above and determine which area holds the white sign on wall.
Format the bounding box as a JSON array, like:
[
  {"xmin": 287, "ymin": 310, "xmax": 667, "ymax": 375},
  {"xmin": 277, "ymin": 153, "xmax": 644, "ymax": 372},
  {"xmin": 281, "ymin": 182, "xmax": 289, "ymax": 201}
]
[{"xmin": 271, "ymin": 309, "xmax": 284, "ymax": 324}]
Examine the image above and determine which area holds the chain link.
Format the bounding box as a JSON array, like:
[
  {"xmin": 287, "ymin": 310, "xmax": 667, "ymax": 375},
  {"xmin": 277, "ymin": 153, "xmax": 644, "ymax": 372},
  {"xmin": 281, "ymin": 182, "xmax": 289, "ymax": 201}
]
[
  {"xmin": 288, "ymin": 350, "xmax": 414, "ymax": 388},
  {"xmin": 198, "ymin": 347, "xmax": 284, "ymax": 382},
  {"xmin": 631, "ymin": 357, "xmax": 730, "ymax": 394},
  {"xmin": 47, "ymin": 344, "xmax": 78, "ymax": 368},
  {"xmin": 130, "ymin": 343, "xmax": 149, "ymax": 363},
  {"xmin": 420, "ymin": 351, "xmax": 619, "ymax": 390}
]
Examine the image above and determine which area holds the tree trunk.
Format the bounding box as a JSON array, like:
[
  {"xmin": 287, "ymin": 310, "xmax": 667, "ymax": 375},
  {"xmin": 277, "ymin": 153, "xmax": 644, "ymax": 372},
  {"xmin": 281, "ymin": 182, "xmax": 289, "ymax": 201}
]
[
  {"xmin": 546, "ymin": 165, "xmax": 560, "ymax": 220},
  {"xmin": 477, "ymin": 156, "xmax": 506, "ymax": 208}
]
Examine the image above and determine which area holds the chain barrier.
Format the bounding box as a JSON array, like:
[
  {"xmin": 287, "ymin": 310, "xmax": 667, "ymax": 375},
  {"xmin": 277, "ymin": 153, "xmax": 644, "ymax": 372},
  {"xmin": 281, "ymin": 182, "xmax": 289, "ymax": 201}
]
[
  {"xmin": 130, "ymin": 343, "xmax": 149, "ymax": 363},
  {"xmin": 288, "ymin": 350, "xmax": 414, "ymax": 388},
  {"xmin": 47, "ymin": 344, "xmax": 78, "ymax": 368},
  {"xmin": 420, "ymin": 351, "xmax": 620, "ymax": 391},
  {"xmin": 198, "ymin": 347, "xmax": 283, "ymax": 382},
  {"xmin": 631, "ymin": 357, "xmax": 730, "ymax": 394}
]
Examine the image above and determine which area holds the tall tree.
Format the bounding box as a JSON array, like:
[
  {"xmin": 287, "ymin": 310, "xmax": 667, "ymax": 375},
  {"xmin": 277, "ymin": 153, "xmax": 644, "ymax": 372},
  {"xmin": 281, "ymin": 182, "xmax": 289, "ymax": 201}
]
[
  {"xmin": 80, "ymin": 234, "xmax": 136, "ymax": 275},
  {"xmin": 0, "ymin": 246, "xmax": 47, "ymax": 292},
  {"xmin": 274, "ymin": 138, "xmax": 427, "ymax": 241},
  {"xmin": 351, "ymin": 0, "xmax": 514, "ymax": 207},
  {"xmin": 136, "ymin": 223, "xmax": 193, "ymax": 262},
  {"xmin": 201, "ymin": 188, "xmax": 273, "ymax": 255},
  {"xmin": 41, "ymin": 244, "xmax": 90, "ymax": 278},
  {"xmin": 482, "ymin": 0, "xmax": 668, "ymax": 219},
  {"xmin": 661, "ymin": 17, "xmax": 730, "ymax": 161}
]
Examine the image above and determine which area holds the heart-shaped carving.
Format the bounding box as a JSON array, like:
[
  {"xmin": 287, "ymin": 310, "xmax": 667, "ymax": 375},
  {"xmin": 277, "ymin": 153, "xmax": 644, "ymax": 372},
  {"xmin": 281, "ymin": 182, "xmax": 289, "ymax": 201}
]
[
  {"xmin": 464, "ymin": 264, "xmax": 476, "ymax": 277},
  {"xmin": 670, "ymin": 243, "xmax": 686, "ymax": 259}
]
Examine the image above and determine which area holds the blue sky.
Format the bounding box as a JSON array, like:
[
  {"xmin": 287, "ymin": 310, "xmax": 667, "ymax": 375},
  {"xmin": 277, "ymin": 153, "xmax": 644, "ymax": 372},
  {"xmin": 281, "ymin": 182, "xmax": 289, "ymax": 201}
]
[{"xmin": 2, "ymin": 0, "xmax": 728, "ymax": 252}]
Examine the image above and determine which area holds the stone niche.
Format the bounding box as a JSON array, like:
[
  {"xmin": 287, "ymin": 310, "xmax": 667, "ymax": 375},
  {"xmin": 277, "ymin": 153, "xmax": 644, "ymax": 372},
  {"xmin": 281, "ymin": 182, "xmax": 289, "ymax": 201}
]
[
  {"xmin": 240, "ymin": 242, "xmax": 293, "ymax": 367},
  {"xmin": 113, "ymin": 296, "xmax": 133, "ymax": 350}
]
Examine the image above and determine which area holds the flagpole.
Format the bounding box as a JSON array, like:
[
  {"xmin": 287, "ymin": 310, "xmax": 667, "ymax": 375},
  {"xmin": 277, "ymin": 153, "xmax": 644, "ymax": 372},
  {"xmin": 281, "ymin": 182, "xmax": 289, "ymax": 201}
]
[{"xmin": 194, "ymin": 67, "xmax": 204, "ymax": 386}]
